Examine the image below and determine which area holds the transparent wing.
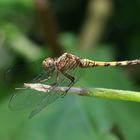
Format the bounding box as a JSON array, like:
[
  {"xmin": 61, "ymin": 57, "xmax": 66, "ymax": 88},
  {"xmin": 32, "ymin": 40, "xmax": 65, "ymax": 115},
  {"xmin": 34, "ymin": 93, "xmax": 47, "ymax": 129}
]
[
  {"xmin": 9, "ymin": 87, "xmax": 47, "ymax": 110},
  {"xmin": 9, "ymin": 62, "xmax": 82, "ymax": 118},
  {"xmin": 4, "ymin": 59, "xmax": 43, "ymax": 84},
  {"xmin": 31, "ymin": 70, "xmax": 52, "ymax": 83},
  {"xmin": 8, "ymin": 70, "xmax": 51, "ymax": 110},
  {"xmin": 29, "ymin": 64, "xmax": 81, "ymax": 118}
]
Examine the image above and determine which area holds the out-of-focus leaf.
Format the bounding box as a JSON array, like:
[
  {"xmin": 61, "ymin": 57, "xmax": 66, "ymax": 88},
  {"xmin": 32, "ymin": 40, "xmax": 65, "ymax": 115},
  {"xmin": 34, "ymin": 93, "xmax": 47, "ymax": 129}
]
[{"xmin": 1, "ymin": 24, "xmax": 46, "ymax": 62}]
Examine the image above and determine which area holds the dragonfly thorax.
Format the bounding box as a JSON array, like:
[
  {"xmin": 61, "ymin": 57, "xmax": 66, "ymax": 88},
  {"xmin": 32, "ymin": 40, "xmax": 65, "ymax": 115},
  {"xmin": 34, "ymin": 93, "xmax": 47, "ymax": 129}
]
[{"xmin": 42, "ymin": 57, "xmax": 55, "ymax": 71}]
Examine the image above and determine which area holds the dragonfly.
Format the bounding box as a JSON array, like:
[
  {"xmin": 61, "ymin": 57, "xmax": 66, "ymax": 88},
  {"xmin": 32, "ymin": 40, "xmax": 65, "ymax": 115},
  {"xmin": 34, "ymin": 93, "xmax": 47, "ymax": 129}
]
[{"xmin": 9, "ymin": 52, "xmax": 140, "ymax": 118}]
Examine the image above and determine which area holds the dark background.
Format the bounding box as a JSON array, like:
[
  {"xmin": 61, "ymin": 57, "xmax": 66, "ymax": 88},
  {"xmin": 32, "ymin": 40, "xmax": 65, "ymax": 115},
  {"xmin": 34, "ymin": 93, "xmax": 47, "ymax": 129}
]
[{"xmin": 0, "ymin": 0, "xmax": 140, "ymax": 140}]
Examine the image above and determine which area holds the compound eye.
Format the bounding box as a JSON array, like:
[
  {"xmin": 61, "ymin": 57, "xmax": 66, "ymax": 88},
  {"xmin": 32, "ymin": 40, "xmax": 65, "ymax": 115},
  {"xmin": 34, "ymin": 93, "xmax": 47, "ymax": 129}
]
[
  {"xmin": 42, "ymin": 57, "xmax": 54, "ymax": 70},
  {"xmin": 48, "ymin": 60, "xmax": 53, "ymax": 65},
  {"xmin": 48, "ymin": 63, "xmax": 52, "ymax": 67}
]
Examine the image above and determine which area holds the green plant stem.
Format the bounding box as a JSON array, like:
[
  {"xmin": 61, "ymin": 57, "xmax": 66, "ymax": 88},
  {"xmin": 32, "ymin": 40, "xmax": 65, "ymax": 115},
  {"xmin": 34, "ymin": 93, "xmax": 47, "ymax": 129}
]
[
  {"xmin": 24, "ymin": 83, "xmax": 140, "ymax": 102},
  {"xmin": 84, "ymin": 88, "xmax": 140, "ymax": 102}
]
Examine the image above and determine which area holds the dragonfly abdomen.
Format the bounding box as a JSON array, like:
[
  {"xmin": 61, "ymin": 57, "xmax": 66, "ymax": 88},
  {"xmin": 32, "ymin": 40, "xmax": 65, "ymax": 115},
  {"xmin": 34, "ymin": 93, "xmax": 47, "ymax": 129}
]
[{"xmin": 80, "ymin": 59, "xmax": 140, "ymax": 68}]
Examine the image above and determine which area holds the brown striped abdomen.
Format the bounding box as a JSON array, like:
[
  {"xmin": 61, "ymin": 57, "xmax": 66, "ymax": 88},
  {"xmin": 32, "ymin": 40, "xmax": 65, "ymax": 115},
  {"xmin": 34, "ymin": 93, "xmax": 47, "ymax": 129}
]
[{"xmin": 80, "ymin": 59, "xmax": 140, "ymax": 68}]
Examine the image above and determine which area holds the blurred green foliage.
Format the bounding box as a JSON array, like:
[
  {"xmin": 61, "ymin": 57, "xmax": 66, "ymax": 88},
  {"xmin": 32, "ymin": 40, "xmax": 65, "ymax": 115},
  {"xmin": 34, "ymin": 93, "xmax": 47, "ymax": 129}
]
[{"xmin": 0, "ymin": 0, "xmax": 140, "ymax": 140}]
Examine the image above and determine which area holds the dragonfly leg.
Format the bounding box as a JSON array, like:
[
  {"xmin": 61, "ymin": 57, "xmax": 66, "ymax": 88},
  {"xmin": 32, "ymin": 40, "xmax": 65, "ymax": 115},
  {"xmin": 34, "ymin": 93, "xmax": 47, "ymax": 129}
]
[
  {"xmin": 50, "ymin": 71, "xmax": 59, "ymax": 86},
  {"xmin": 39, "ymin": 75, "xmax": 54, "ymax": 91},
  {"xmin": 61, "ymin": 81, "xmax": 74, "ymax": 97},
  {"xmin": 62, "ymin": 72, "xmax": 75, "ymax": 83},
  {"xmin": 56, "ymin": 71, "xmax": 59, "ymax": 83},
  {"xmin": 61, "ymin": 72, "xmax": 75, "ymax": 97},
  {"xmin": 40, "ymin": 75, "xmax": 52, "ymax": 83}
]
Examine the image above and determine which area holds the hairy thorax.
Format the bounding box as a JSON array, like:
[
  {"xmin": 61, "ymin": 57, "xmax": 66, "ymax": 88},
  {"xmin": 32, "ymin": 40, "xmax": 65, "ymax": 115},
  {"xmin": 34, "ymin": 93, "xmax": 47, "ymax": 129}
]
[{"xmin": 56, "ymin": 53, "xmax": 80, "ymax": 71}]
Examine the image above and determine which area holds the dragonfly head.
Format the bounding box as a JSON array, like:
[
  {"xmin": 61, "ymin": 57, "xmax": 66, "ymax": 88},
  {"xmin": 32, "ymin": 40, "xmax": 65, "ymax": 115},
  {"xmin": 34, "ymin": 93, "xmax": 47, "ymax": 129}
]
[{"xmin": 42, "ymin": 57, "xmax": 55, "ymax": 72}]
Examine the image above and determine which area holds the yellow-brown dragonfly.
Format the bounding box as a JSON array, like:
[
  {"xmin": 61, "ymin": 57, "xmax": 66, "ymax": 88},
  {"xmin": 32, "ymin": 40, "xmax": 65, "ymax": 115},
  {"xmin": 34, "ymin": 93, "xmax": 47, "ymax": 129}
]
[{"xmin": 9, "ymin": 53, "xmax": 140, "ymax": 118}]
